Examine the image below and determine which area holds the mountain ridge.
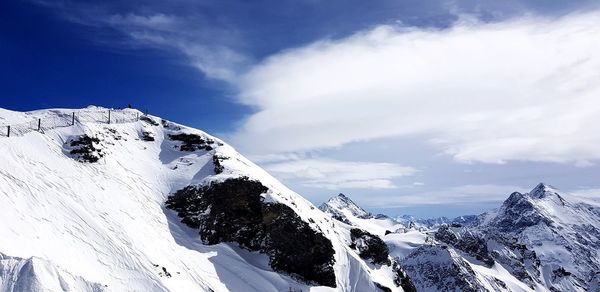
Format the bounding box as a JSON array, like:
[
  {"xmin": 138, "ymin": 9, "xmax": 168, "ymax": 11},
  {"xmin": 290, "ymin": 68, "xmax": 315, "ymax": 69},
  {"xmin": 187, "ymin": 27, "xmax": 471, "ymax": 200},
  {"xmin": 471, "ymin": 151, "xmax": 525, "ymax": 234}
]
[{"xmin": 321, "ymin": 184, "xmax": 600, "ymax": 291}]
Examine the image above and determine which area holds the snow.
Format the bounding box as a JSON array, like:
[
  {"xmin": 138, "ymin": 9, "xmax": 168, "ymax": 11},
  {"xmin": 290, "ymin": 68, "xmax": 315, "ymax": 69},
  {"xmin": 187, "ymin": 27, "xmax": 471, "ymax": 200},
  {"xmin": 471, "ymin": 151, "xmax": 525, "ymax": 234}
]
[
  {"xmin": 0, "ymin": 107, "xmax": 402, "ymax": 292},
  {"xmin": 384, "ymin": 231, "xmax": 428, "ymax": 260},
  {"xmin": 0, "ymin": 253, "xmax": 103, "ymax": 292}
]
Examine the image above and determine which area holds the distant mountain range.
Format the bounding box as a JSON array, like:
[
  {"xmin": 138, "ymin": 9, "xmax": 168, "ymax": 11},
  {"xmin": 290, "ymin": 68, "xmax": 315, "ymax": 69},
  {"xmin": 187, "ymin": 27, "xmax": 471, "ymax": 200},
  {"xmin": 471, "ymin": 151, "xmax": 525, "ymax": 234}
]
[{"xmin": 319, "ymin": 184, "xmax": 600, "ymax": 291}]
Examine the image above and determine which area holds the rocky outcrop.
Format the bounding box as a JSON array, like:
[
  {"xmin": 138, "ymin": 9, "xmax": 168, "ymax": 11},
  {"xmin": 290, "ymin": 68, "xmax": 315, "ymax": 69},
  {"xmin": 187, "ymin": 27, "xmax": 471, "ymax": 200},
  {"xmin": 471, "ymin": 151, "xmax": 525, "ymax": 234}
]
[
  {"xmin": 403, "ymin": 245, "xmax": 492, "ymax": 292},
  {"xmin": 168, "ymin": 133, "xmax": 215, "ymax": 152},
  {"xmin": 139, "ymin": 115, "xmax": 159, "ymax": 126},
  {"xmin": 349, "ymin": 228, "xmax": 390, "ymax": 265},
  {"xmin": 67, "ymin": 135, "xmax": 104, "ymax": 163},
  {"xmin": 165, "ymin": 177, "xmax": 337, "ymax": 287},
  {"xmin": 141, "ymin": 131, "xmax": 155, "ymax": 141},
  {"xmin": 212, "ymin": 154, "xmax": 227, "ymax": 174},
  {"xmin": 348, "ymin": 228, "xmax": 416, "ymax": 291},
  {"xmin": 434, "ymin": 226, "xmax": 494, "ymax": 266}
]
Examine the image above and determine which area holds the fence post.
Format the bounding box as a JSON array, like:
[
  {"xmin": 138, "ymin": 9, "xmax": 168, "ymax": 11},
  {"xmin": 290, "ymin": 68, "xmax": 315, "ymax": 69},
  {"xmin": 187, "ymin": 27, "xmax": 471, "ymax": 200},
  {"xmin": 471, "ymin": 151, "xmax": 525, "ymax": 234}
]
[
  {"xmin": 7, "ymin": 125, "xmax": 10, "ymax": 137},
  {"xmin": 72, "ymin": 112, "xmax": 75, "ymax": 126},
  {"xmin": 136, "ymin": 112, "xmax": 139, "ymax": 121},
  {"xmin": 38, "ymin": 118, "xmax": 41, "ymax": 131},
  {"xmin": 108, "ymin": 110, "xmax": 111, "ymax": 124}
]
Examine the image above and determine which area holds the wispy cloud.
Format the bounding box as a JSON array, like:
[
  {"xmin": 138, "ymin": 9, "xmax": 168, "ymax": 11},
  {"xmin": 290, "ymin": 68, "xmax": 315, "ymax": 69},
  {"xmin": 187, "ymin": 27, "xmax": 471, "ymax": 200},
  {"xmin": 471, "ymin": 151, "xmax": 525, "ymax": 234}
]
[
  {"xmin": 33, "ymin": 1, "xmax": 249, "ymax": 82},
  {"xmin": 262, "ymin": 158, "xmax": 416, "ymax": 189},
  {"xmin": 231, "ymin": 12, "xmax": 600, "ymax": 166}
]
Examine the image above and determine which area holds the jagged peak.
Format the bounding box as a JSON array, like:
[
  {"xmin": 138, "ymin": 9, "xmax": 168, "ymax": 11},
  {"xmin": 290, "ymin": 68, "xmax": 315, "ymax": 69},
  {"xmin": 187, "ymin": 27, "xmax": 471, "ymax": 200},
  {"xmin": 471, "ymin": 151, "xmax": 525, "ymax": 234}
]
[
  {"xmin": 529, "ymin": 182, "xmax": 559, "ymax": 198},
  {"xmin": 320, "ymin": 193, "xmax": 371, "ymax": 218}
]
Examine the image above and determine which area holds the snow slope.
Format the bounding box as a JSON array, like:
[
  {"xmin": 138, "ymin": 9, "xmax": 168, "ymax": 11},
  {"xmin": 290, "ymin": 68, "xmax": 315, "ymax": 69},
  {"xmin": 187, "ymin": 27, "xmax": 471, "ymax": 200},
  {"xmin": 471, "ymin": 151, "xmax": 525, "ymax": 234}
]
[
  {"xmin": 0, "ymin": 107, "xmax": 408, "ymax": 292},
  {"xmin": 0, "ymin": 253, "xmax": 102, "ymax": 292}
]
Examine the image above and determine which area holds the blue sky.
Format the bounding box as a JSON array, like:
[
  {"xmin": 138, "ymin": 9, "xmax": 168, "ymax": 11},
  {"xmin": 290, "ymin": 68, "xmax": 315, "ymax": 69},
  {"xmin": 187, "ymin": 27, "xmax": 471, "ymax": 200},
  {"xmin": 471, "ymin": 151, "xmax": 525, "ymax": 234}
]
[{"xmin": 2, "ymin": 0, "xmax": 600, "ymax": 218}]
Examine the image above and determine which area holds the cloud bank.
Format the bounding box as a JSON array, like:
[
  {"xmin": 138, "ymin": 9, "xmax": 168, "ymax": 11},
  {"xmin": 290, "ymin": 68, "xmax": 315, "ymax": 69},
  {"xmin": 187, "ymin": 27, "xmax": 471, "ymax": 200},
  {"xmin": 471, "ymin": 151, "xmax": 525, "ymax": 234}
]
[{"xmin": 232, "ymin": 12, "xmax": 600, "ymax": 166}]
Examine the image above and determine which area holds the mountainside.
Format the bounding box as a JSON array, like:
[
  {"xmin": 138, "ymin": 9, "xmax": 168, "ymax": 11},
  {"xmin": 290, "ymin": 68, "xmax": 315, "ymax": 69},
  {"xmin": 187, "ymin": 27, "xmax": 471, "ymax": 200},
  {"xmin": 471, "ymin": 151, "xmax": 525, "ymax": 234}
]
[
  {"xmin": 0, "ymin": 107, "xmax": 411, "ymax": 292},
  {"xmin": 321, "ymin": 185, "xmax": 600, "ymax": 291}
]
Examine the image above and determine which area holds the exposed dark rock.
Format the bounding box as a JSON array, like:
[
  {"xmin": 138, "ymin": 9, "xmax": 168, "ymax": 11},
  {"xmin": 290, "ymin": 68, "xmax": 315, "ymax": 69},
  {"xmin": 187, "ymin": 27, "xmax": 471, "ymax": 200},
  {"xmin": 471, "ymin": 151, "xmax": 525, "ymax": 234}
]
[
  {"xmin": 140, "ymin": 115, "xmax": 159, "ymax": 126},
  {"xmin": 392, "ymin": 261, "xmax": 417, "ymax": 292},
  {"xmin": 212, "ymin": 154, "xmax": 228, "ymax": 174},
  {"xmin": 141, "ymin": 131, "xmax": 155, "ymax": 141},
  {"xmin": 349, "ymin": 228, "xmax": 390, "ymax": 266},
  {"xmin": 384, "ymin": 230, "xmax": 392, "ymax": 235},
  {"xmin": 168, "ymin": 133, "xmax": 214, "ymax": 152},
  {"xmin": 403, "ymin": 245, "xmax": 485, "ymax": 292},
  {"xmin": 491, "ymin": 192, "xmax": 553, "ymax": 232},
  {"xmin": 165, "ymin": 177, "xmax": 336, "ymax": 287},
  {"xmin": 68, "ymin": 135, "xmax": 104, "ymax": 163},
  {"xmin": 374, "ymin": 282, "xmax": 391, "ymax": 292},
  {"xmin": 553, "ymin": 267, "xmax": 572, "ymax": 278},
  {"xmin": 435, "ymin": 226, "xmax": 494, "ymax": 266}
]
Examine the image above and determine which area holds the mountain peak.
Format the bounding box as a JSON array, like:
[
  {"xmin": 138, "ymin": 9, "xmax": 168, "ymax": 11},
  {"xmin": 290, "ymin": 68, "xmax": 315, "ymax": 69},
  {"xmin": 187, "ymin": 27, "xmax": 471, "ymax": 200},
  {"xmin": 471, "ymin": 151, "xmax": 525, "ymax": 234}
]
[
  {"xmin": 529, "ymin": 182, "xmax": 559, "ymax": 199},
  {"xmin": 319, "ymin": 193, "xmax": 371, "ymax": 220}
]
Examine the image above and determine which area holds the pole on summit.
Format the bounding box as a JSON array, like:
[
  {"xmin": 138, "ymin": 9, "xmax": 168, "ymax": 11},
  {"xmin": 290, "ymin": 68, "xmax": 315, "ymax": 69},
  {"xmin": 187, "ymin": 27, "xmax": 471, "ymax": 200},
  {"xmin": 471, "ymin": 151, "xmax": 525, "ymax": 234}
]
[
  {"xmin": 6, "ymin": 125, "xmax": 10, "ymax": 137},
  {"xmin": 37, "ymin": 118, "xmax": 41, "ymax": 131},
  {"xmin": 72, "ymin": 112, "xmax": 75, "ymax": 126},
  {"xmin": 108, "ymin": 110, "xmax": 111, "ymax": 124}
]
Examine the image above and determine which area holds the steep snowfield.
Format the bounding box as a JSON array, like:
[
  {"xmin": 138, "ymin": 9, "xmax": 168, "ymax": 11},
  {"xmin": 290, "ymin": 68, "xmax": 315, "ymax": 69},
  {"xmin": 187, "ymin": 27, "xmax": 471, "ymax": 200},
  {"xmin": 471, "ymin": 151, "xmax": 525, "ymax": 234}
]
[
  {"xmin": 0, "ymin": 253, "xmax": 102, "ymax": 292},
  {"xmin": 383, "ymin": 231, "xmax": 427, "ymax": 260},
  {"xmin": 0, "ymin": 107, "xmax": 403, "ymax": 292}
]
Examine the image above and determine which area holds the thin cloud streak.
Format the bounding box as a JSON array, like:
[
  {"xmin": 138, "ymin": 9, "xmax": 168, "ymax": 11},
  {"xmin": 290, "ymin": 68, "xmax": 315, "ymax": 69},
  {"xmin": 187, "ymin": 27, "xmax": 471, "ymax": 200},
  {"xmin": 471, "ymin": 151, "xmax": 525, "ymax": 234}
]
[{"xmin": 263, "ymin": 158, "xmax": 416, "ymax": 189}]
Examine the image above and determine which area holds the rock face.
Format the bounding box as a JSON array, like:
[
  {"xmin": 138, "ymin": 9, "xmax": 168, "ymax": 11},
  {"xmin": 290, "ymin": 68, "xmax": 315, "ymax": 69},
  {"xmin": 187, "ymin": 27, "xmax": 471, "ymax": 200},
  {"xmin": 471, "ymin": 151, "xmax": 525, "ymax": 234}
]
[
  {"xmin": 403, "ymin": 245, "xmax": 493, "ymax": 292},
  {"xmin": 168, "ymin": 133, "xmax": 215, "ymax": 152},
  {"xmin": 349, "ymin": 228, "xmax": 390, "ymax": 266},
  {"xmin": 347, "ymin": 228, "xmax": 416, "ymax": 292},
  {"xmin": 434, "ymin": 226, "xmax": 494, "ymax": 266},
  {"xmin": 165, "ymin": 177, "xmax": 337, "ymax": 287},
  {"xmin": 67, "ymin": 134, "xmax": 104, "ymax": 162}
]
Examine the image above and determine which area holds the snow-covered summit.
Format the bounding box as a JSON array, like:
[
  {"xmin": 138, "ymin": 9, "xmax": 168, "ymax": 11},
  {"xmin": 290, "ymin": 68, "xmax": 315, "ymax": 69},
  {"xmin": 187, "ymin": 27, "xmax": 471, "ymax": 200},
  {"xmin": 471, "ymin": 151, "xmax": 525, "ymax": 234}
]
[
  {"xmin": 528, "ymin": 183, "xmax": 559, "ymax": 199},
  {"xmin": 320, "ymin": 193, "xmax": 371, "ymax": 220}
]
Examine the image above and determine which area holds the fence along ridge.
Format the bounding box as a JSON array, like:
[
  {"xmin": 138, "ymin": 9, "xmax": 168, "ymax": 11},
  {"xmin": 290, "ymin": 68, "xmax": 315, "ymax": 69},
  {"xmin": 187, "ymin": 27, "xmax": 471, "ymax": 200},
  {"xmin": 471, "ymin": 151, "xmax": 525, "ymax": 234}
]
[{"xmin": 1, "ymin": 109, "xmax": 143, "ymax": 137}]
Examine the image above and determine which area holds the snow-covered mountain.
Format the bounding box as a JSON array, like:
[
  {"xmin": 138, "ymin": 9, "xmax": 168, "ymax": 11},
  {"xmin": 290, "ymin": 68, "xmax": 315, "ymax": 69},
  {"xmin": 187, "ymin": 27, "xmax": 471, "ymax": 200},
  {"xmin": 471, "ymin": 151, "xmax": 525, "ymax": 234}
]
[
  {"xmin": 321, "ymin": 185, "xmax": 600, "ymax": 291},
  {"xmin": 0, "ymin": 107, "xmax": 413, "ymax": 292},
  {"xmin": 319, "ymin": 194, "xmax": 406, "ymax": 236}
]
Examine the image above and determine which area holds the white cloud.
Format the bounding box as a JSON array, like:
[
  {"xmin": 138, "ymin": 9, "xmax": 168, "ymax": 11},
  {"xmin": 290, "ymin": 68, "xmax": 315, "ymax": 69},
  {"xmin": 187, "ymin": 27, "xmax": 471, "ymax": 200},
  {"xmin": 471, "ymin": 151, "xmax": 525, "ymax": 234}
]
[
  {"xmin": 568, "ymin": 188, "xmax": 600, "ymax": 206},
  {"xmin": 231, "ymin": 12, "xmax": 600, "ymax": 165},
  {"xmin": 364, "ymin": 184, "xmax": 529, "ymax": 208},
  {"xmin": 262, "ymin": 158, "xmax": 416, "ymax": 189}
]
